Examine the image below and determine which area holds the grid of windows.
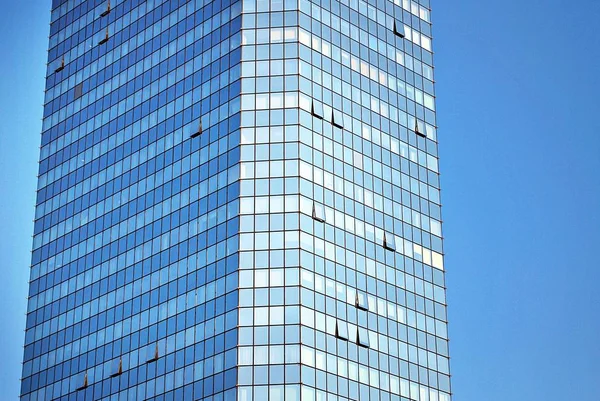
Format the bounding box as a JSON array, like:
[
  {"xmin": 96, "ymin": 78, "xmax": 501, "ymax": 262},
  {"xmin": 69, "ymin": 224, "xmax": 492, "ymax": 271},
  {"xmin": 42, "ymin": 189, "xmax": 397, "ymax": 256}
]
[
  {"xmin": 235, "ymin": 0, "xmax": 450, "ymax": 400},
  {"xmin": 23, "ymin": 0, "xmax": 450, "ymax": 400},
  {"xmin": 24, "ymin": 0, "xmax": 243, "ymax": 400}
]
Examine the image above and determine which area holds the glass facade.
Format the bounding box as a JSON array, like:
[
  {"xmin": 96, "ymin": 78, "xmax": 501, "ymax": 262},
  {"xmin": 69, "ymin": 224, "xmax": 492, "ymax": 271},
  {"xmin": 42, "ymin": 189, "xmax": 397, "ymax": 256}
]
[{"xmin": 22, "ymin": 0, "xmax": 450, "ymax": 400}]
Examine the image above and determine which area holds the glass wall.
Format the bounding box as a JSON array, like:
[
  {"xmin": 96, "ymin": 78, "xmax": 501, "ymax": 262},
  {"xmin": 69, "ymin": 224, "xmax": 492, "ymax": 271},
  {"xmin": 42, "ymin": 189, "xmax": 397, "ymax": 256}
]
[
  {"xmin": 22, "ymin": 0, "xmax": 450, "ymax": 400},
  {"xmin": 236, "ymin": 0, "xmax": 450, "ymax": 400},
  {"xmin": 23, "ymin": 0, "xmax": 243, "ymax": 399}
]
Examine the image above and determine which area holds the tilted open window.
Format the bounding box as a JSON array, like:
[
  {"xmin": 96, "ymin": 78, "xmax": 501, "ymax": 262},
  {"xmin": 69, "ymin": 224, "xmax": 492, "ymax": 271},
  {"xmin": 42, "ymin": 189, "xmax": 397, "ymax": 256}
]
[
  {"xmin": 383, "ymin": 233, "xmax": 396, "ymax": 251},
  {"xmin": 357, "ymin": 327, "xmax": 370, "ymax": 348},
  {"xmin": 393, "ymin": 21, "xmax": 405, "ymax": 38},
  {"xmin": 98, "ymin": 28, "xmax": 109, "ymax": 45},
  {"xmin": 190, "ymin": 120, "xmax": 203, "ymax": 138},
  {"xmin": 356, "ymin": 291, "xmax": 368, "ymax": 311},
  {"xmin": 312, "ymin": 203, "xmax": 325, "ymax": 223},
  {"xmin": 101, "ymin": 1, "xmax": 111, "ymax": 17},
  {"xmin": 415, "ymin": 120, "xmax": 426, "ymax": 138},
  {"xmin": 55, "ymin": 57, "xmax": 65, "ymax": 73},
  {"xmin": 146, "ymin": 344, "xmax": 159, "ymax": 363},
  {"xmin": 111, "ymin": 358, "xmax": 122, "ymax": 377},
  {"xmin": 336, "ymin": 320, "xmax": 349, "ymax": 340},
  {"xmin": 311, "ymin": 100, "xmax": 324, "ymax": 119},
  {"xmin": 332, "ymin": 109, "xmax": 344, "ymax": 129},
  {"xmin": 76, "ymin": 372, "xmax": 88, "ymax": 390}
]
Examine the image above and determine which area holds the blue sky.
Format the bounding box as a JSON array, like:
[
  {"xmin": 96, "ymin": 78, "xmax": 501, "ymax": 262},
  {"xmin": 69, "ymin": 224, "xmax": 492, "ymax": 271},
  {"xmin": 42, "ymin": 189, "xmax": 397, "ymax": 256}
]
[
  {"xmin": 0, "ymin": 0, "xmax": 599, "ymax": 400},
  {"xmin": 435, "ymin": 0, "xmax": 600, "ymax": 400},
  {"xmin": 0, "ymin": 1, "xmax": 49, "ymax": 399}
]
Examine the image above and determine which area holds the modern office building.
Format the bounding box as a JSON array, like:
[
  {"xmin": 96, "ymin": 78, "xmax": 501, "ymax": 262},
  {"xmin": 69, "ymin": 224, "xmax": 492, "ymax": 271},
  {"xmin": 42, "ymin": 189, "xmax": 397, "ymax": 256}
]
[{"xmin": 21, "ymin": 0, "xmax": 450, "ymax": 400}]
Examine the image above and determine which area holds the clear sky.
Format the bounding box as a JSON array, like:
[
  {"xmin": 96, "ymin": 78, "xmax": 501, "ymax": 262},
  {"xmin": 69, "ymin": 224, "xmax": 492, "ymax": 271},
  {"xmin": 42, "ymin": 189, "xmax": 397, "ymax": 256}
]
[{"xmin": 0, "ymin": 0, "xmax": 599, "ymax": 400}]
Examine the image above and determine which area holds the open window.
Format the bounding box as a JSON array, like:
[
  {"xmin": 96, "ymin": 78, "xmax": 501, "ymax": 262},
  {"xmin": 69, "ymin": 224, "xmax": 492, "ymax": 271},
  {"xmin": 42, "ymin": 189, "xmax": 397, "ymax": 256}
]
[
  {"xmin": 146, "ymin": 344, "xmax": 159, "ymax": 363},
  {"xmin": 393, "ymin": 21, "xmax": 405, "ymax": 38},
  {"xmin": 336, "ymin": 320, "xmax": 349, "ymax": 340},
  {"xmin": 101, "ymin": 1, "xmax": 111, "ymax": 17},
  {"xmin": 383, "ymin": 233, "xmax": 396, "ymax": 251},
  {"xmin": 99, "ymin": 28, "xmax": 109, "ymax": 45},
  {"xmin": 76, "ymin": 372, "xmax": 88, "ymax": 390},
  {"xmin": 356, "ymin": 291, "xmax": 368, "ymax": 311},
  {"xmin": 311, "ymin": 100, "xmax": 324, "ymax": 119},
  {"xmin": 332, "ymin": 109, "xmax": 343, "ymax": 129},
  {"xmin": 190, "ymin": 120, "xmax": 203, "ymax": 138},
  {"xmin": 312, "ymin": 203, "xmax": 325, "ymax": 223},
  {"xmin": 55, "ymin": 57, "xmax": 65, "ymax": 73},
  {"xmin": 111, "ymin": 358, "xmax": 122, "ymax": 377},
  {"xmin": 357, "ymin": 327, "xmax": 370, "ymax": 348},
  {"xmin": 415, "ymin": 120, "xmax": 426, "ymax": 138}
]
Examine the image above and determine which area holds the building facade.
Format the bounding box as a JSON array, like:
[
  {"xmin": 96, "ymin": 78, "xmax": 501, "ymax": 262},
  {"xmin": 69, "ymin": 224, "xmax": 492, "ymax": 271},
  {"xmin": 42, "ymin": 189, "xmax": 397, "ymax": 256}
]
[{"xmin": 22, "ymin": 0, "xmax": 450, "ymax": 400}]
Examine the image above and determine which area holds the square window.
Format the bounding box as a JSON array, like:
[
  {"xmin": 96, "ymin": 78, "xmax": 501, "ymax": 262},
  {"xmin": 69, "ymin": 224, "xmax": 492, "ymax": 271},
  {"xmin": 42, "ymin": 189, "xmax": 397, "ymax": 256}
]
[
  {"xmin": 323, "ymin": 104, "xmax": 333, "ymax": 122},
  {"xmin": 74, "ymin": 83, "xmax": 83, "ymax": 99}
]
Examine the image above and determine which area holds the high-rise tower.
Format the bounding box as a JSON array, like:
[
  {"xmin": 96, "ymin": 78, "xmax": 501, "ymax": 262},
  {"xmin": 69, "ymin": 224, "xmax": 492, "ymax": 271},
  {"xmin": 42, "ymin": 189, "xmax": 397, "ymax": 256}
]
[{"xmin": 22, "ymin": 0, "xmax": 450, "ymax": 400}]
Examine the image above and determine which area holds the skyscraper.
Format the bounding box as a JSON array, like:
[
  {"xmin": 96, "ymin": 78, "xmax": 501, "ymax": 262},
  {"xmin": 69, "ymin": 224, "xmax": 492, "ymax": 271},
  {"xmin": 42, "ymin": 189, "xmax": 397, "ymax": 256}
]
[{"xmin": 21, "ymin": 0, "xmax": 450, "ymax": 400}]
